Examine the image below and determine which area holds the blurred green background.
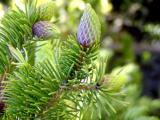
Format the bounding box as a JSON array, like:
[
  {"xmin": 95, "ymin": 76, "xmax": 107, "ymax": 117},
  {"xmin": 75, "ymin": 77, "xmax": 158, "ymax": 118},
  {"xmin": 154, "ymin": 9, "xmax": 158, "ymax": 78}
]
[{"xmin": 0, "ymin": 0, "xmax": 160, "ymax": 119}]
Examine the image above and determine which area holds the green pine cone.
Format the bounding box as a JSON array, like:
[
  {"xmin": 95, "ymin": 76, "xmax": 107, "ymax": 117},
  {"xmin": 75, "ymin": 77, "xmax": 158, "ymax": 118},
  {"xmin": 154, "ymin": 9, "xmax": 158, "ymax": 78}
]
[{"xmin": 101, "ymin": 75, "xmax": 127, "ymax": 91}]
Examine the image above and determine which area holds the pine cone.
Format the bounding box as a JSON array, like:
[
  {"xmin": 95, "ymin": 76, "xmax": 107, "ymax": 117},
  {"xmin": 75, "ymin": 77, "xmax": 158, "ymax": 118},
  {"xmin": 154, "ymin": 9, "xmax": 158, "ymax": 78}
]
[
  {"xmin": 101, "ymin": 75, "xmax": 127, "ymax": 91},
  {"xmin": 32, "ymin": 21, "xmax": 59, "ymax": 39},
  {"xmin": 77, "ymin": 4, "xmax": 101, "ymax": 48}
]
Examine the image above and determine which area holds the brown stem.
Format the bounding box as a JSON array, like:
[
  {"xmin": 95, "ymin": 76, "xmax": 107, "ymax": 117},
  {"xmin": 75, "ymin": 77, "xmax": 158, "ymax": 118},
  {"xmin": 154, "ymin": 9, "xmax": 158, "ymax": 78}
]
[{"xmin": 69, "ymin": 84, "xmax": 97, "ymax": 91}]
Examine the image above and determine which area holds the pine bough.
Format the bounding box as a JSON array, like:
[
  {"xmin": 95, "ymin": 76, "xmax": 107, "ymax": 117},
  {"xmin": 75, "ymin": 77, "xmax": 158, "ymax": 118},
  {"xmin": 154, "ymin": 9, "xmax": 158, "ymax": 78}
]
[{"xmin": 0, "ymin": 0, "xmax": 127, "ymax": 119}]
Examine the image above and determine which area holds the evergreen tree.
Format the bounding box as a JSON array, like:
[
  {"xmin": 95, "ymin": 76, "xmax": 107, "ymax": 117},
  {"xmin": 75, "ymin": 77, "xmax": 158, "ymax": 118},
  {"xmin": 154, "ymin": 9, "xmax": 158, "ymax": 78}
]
[{"xmin": 0, "ymin": 0, "xmax": 127, "ymax": 119}]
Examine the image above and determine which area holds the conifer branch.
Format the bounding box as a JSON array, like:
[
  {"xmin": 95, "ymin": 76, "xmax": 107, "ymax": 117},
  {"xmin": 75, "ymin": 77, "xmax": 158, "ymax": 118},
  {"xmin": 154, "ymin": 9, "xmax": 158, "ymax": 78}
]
[
  {"xmin": 68, "ymin": 84, "xmax": 97, "ymax": 91},
  {"xmin": 1, "ymin": 2, "xmax": 127, "ymax": 119},
  {"xmin": 38, "ymin": 83, "xmax": 98, "ymax": 118}
]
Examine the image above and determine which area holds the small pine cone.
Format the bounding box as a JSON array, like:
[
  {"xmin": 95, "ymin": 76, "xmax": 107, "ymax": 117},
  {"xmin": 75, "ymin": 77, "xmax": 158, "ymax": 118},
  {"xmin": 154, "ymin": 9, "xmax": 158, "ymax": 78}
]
[
  {"xmin": 77, "ymin": 4, "xmax": 101, "ymax": 48},
  {"xmin": 32, "ymin": 21, "xmax": 59, "ymax": 39},
  {"xmin": 101, "ymin": 75, "xmax": 127, "ymax": 91},
  {"xmin": 38, "ymin": 1, "xmax": 55, "ymax": 20}
]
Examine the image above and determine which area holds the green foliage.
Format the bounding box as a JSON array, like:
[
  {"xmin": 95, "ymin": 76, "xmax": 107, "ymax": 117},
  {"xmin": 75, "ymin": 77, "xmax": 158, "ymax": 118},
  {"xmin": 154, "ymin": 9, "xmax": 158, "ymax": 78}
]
[
  {"xmin": 145, "ymin": 24, "xmax": 160, "ymax": 39},
  {"xmin": 3, "ymin": 37, "xmax": 127, "ymax": 119},
  {"xmin": 58, "ymin": 35, "xmax": 99, "ymax": 79},
  {"xmin": 0, "ymin": 0, "xmax": 130, "ymax": 120},
  {"xmin": 38, "ymin": 1, "xmax": 56, "ymax": 21},
  {"xmin": 0, "ymin": 9, "xmax": 32, "ymax": 74},
  {"xmin": 120, "ymin": 97, "xmax": 160, "ymax": 120},
  {"xmin": 24, "ymin": 0, "xmax": 39, "ymax": 24}
]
